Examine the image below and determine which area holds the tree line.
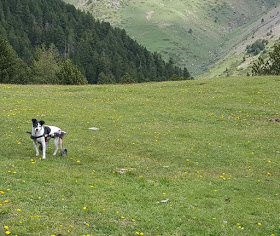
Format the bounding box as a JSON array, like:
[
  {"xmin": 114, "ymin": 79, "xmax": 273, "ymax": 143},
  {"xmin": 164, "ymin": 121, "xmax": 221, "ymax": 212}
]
[{"xmin": 0, "ymin": 0, "xmax": 191, "ymax": 84}]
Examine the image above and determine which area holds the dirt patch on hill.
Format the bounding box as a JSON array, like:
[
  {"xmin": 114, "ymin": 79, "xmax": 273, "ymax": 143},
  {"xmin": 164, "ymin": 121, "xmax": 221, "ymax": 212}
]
[{"xmin": 146, "ymin": 11, "xmax": 155, "ymax": 20}]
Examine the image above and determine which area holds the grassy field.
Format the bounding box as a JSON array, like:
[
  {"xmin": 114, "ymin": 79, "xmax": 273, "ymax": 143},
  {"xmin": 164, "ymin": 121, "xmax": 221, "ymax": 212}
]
[{"xmin": 0, "ymin": 77, "xmax": 280, "ymax": 235}]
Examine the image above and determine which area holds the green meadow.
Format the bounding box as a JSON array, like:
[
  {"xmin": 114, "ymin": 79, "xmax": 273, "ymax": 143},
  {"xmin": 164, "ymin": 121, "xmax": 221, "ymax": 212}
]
[{"xmin": 0, "ymin": 77, "xmax": 280, "ymax": 235}]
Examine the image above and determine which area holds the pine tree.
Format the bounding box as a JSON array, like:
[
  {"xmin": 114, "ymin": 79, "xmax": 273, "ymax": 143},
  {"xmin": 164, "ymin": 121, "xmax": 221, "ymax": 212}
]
[
  {"xmin": 120, "ymin": 73, "xmax": 136, "ymax": 84},
  {"xmin": 252, "ymin": 43, "xmax": 280, "ymax": 75},
  {"xmin": 97, "ymin": 72, "xmax": 116, "ymax": 84},
  {"xmin": 31, "ymin": 44, "xmax": 61, "ymax": 84},
  {"xmin": 183, "ymin": 68, "xmax": 191, "ymax": 79},
  {"xmin": 0, "ymin": 34, "xmax": 30, "ymax": 84},
  {"xmin": 57, "ymin": 59, "xmax": 88, "ymax": 85}
]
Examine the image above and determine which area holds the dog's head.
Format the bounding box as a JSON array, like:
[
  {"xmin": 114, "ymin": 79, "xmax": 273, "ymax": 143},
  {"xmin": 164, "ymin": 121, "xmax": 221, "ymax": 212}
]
[{"xmin": 32, "ymin": 119, "xmax": 45, "ymax": 133}]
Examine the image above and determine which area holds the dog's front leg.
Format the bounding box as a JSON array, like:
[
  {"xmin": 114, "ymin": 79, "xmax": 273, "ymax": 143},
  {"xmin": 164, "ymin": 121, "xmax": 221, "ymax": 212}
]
[
  {"xmin": 33, "ymin": 140, "xmax": 39, "ymax": 156},
  {"xmin": 41, "ymin": 139, "xmax": 46, "ymax": 159}
]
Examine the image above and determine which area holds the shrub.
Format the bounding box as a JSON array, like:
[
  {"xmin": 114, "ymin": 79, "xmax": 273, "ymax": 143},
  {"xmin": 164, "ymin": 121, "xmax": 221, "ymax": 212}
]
[
  {"xmin": 252, "ymin": 43, "xmax": 280, "ymax": 75},
  {"xmin": 0, "ymin": 35, "xmax": 30, "ymax": 84},
  {"xmin": 97, "ymin": 72, "xmax": 116, "ymax": 84},
  {"xmin": 246, "ymin": 39, "xmax": 268, "ymax": 55},
  {"xmin": 57, "ymin": 59, "xmax": 88, "ymax": 85},
  {"xmin": 119, "ymin": 73, "xmax": 136, "ymax": 84}
]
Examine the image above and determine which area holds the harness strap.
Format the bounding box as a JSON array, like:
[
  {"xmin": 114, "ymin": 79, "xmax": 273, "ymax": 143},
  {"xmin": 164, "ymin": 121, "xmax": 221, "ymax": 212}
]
[
  {"xmin": 30, "ymin": 134, "xmax": 44, "ymax": 140},
  {"xmin": 28, "ymin": 126, "xmax": 52, "ymax": 140},
  {"xmin": 27, "ymin": 128, "xmax": 67, "ymax": 140}
]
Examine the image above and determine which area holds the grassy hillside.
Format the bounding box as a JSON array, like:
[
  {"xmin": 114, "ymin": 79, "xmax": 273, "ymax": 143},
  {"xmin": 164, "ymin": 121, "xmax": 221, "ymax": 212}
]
[
  {"xmin": 200, "ymin": 4, "xmax": 280, "ymax": 79},
  {"xmin": 1, "ymin": 77, "xmax": 280, "ymax": 235},
  {"xmin": 62, "ymin": 0, "xmax": 280, "ymax": 76}
]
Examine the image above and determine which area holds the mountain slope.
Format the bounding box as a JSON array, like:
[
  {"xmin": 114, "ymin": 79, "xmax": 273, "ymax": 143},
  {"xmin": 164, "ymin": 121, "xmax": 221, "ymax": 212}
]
[
  {"xmin": 199, "ymin": 4, "xmax": 280, "ymax": 78},
  {"xmin": 0, "ymin": 0, "xmax": 190, "ymax": 84},
  {"xmin": 63, "ymin": 0, "xmax": 280, "ymax": 76}
]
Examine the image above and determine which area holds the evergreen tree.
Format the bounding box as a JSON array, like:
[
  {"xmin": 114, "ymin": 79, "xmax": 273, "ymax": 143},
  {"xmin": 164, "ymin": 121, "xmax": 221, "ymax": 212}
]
[
  {"xmin": 252, "ymin": 43, "xmax": 280, "ymax": 75},
  {"xmin": 57, "ymin": 59, "xmax": 88, "ymax": 85},
  {"xmin": 111, "ymin": 53, "xmax": 123, "ymax": 83},
  {"xmin": 183, "ymin": 68, "xmax": 191, "ymax": 79},
  {"xmin": 0, "ymin": 34, "xmax": 30, "ymax": 84},
  {"xmin": 31, "ymin": 44, "xmax": 61, "ymax": 84},
  {"xmin": 120, "ymin": 73, "xmax": 136, "ymax": 84},
  {"xmin": 97, "ymin": 72, "xmax": 116, "ymax": 84}
]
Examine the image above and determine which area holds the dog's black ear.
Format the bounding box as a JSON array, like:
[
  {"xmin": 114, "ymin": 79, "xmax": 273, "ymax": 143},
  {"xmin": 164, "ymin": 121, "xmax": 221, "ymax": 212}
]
[
  {"xmin": 32, "ymin": 119, "xmax": 37, "ymax": 123},
  {"xmin": 39, "ymin": 120, "xmax": 45, "ymax": 126}
]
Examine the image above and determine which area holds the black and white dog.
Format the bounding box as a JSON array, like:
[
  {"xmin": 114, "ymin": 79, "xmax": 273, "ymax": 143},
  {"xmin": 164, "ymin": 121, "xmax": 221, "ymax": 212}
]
[{"xmin": 31, "ymin": 119, "xmax": 67, "ymax": 159}]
